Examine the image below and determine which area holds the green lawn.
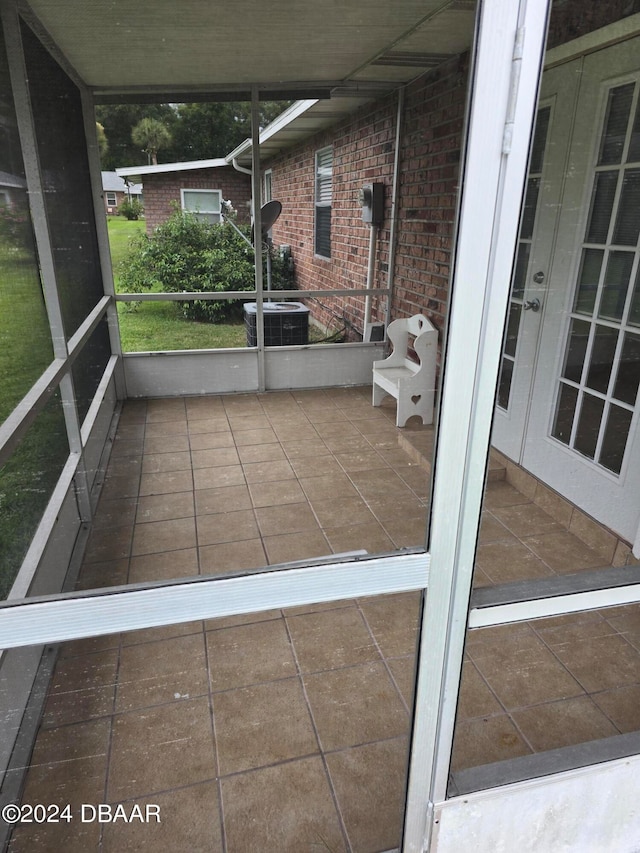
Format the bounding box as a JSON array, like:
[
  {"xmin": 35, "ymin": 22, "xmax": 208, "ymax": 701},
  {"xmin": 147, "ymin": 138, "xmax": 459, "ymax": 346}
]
[
  {"xmin": 0, "ymin": 239, "xmax": 68, "ymax": 598},
  {"xmin": 108, "ymin": 216, "xmax": 248, "ymax": 351}
]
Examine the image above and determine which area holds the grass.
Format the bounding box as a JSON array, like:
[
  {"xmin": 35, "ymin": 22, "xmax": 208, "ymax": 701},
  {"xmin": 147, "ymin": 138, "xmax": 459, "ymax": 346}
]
[
  {"xmin": 108, "ymin": 216, "xmax": 248, "ymax": 351},
  {"xmin": 0, "ymin": 239, "xmax": 68, "ymax": 597}
]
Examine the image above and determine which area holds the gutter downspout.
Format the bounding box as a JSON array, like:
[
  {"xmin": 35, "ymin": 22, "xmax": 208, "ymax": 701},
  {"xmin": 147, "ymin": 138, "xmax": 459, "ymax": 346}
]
[
  {"xmin": 384, "ymin": 85, "xmax": 405, "ymax": 333},
  {"xmin": 232, "ymin": 157, "xmax": 252, "ymax": 176}
]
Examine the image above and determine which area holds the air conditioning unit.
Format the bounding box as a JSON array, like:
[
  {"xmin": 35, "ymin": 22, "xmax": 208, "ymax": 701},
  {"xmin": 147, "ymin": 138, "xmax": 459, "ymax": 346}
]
[{"xmin": 244, "ymin": 302, "xmax": 310, "ymax": 347}]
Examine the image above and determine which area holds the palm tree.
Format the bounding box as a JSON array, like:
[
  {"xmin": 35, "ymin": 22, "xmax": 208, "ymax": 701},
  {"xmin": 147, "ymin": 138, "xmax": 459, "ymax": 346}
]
[{"xmin": 131, "ymin": 118, "xmax": 172, "ymax": 165}]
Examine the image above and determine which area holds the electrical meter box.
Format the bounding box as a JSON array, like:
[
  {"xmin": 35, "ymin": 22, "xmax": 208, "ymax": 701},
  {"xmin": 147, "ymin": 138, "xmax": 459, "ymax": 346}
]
[{"xmin": 359, "ymin": 183, "xmax": 384, "ymax": 226}]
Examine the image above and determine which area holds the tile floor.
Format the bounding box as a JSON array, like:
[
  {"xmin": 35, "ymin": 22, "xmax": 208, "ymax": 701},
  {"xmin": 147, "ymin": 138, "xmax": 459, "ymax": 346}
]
[{"xmin": 8, "ymin": 388, "xmax": 640, "ymax": 852}]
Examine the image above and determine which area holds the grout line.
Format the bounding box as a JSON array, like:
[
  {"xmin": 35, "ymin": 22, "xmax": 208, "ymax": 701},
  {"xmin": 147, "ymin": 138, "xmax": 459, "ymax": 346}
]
[{"xmin": 281, "ymin": 613, "xmax": 354, "ymax": 853}]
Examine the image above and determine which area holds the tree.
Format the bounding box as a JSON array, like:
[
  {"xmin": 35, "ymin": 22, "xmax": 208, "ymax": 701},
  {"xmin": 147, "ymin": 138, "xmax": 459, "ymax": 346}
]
[
  {"xmin": 95, "ymin": 104, "xmax": 177, "ymax": 169},
  {"xmin": 132, "ymin": 117, "xmax": 173, "ymax": 166},
  {"xmin": 95, "ymin": 100, "xmax": 292, "ymax": 168}
]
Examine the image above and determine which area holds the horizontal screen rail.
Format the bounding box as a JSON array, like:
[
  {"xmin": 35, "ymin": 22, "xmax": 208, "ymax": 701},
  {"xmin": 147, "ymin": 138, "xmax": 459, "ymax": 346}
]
[{"xmin": 115, "ymin": 288, "xmax": 391, "ymax": 302}]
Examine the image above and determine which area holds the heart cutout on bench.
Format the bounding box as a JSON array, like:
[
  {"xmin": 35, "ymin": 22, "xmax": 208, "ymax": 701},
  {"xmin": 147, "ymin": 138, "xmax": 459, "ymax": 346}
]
[{"xmin": 411, "ymin": 394, "xmax": 422, "ymax": 405}]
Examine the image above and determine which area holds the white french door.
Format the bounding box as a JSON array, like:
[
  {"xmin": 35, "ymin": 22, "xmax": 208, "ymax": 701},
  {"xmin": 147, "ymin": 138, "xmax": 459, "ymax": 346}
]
[{"xmin": 494, "ymin": 38, "xmax": 640, "ymax": 544}]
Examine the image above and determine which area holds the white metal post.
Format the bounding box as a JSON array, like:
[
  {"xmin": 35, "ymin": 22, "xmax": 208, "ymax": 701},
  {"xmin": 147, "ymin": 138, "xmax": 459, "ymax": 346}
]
[
  {"xmin": 251, "ymin": 85, "xmax": 266, "ymax": 392},
  {"xmin": 80, "ymin": 86, "xmax": 126, "ymax": 399},
  {"xmin": 402, "ymin": 0, "xmax": 551, "ymax": 850}
]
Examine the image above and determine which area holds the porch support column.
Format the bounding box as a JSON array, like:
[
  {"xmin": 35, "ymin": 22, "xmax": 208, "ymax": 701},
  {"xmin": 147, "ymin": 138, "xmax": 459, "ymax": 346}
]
[
  {"xmin": 402, "ymin": 0, "xmax": 551, "ymax": 849},
  {"xmin": 251, "ymin": 85, "xmax": 265, "ymax": 392}
]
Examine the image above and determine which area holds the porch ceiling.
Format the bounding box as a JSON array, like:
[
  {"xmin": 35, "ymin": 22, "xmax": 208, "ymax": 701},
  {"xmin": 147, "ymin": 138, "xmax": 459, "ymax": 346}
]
[{"xmin": 23, "ymin": 0, "xmax": 476, "ymax": 100}]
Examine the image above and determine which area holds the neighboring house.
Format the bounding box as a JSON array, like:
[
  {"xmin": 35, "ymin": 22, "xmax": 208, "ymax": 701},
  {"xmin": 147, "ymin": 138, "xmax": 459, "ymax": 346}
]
[
  {"xmin": 227, "ymin": 4, "xmax": 640, "ymax": 551},
  {"xmin": 116, "ymin": 159, "xmax": 252, "ymax": 232},
  {"xmin": 101, "ymin": 171, "xmax": 142, "ymax": 215}
]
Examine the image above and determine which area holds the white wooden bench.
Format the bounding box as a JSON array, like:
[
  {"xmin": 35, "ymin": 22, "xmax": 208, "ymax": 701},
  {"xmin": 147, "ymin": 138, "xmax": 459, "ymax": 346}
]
[{"xmin": 372, "ymin": 314, "xmax": 438, "ymax": 427}]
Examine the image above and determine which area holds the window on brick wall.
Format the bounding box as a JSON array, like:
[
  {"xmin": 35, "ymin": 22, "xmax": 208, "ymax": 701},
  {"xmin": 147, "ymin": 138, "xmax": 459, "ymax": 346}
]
[
  {"xmin": 181, "ymin": 188, "xmax": 222, "ymax": 223},
  {"xmin": 315, "ymin": 146, "xmax": 332, "ymax": 258},
  {"xmin": 105, "ymin": 191, "xmax": 117, "ymax": 208}
]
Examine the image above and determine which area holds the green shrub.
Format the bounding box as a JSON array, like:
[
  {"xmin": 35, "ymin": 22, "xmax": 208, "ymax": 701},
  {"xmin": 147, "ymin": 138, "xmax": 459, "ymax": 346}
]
[
  {"xmin": 119, "ymin": 210, "xmax": 292, "ymax": 322},
  {"xmin": 119, "ymin": 198, "xmax": 144, "ymax": 220}
]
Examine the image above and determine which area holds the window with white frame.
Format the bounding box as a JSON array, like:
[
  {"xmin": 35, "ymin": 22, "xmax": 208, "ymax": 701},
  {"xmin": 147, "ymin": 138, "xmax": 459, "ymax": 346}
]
[
  {"xmin": 180, "ymin": 188, "xmax": 222, "ymax": 223},
  {"xmin": 263, "ymin": 169, "xmax": 272, "ymax": 203},
  {"xmin": 105, "ymin": 191, "xmax": 117, "ymax": 208},
  {"xmin": 315, "ymin": 146, "xmax": 332, "ymax": 258}
]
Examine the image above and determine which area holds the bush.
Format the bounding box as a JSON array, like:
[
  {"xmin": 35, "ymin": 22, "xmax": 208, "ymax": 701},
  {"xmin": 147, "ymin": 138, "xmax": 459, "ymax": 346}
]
[
  {"xmin": 119, "ymin": 210, "xmax": 292, "ymax": 322},
  {"xmin": 119, "ymin": 198, "xmax": 144, "ymax": 220}
]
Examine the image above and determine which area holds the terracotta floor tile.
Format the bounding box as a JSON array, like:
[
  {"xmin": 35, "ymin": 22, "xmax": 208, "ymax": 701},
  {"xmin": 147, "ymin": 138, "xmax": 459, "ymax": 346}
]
[
  {"xmin": 206, "ymin": 619, "xmax": 297, "ymax": 691},
  {"xmin": 195, "ymin": 484, "xmax": 252, "ymax": 515},
  {"xmin": 84, "ymin": 525, "xmax": 132, "ymax": 563},
  {"xmin": 386, "ymin": 656, "xmax": 417, "ymax": 709},
  {"xmin": 107, "ymin": 698, "xmax": 215, "ymax": 801},
  {"xmin": 358, "ymin": 592, "xmax": 422, "ymax": 658},
  {"xmin": 605, "ymin": 609, "xmax": 640, "ymax": 652},
  {"xmin": 323, "ymin": 434, "xmax": 375, "ymax": 454},
  {"xmin": 451, "ymin": 714, "xmax": 532, "ymax": 772},
  {"xmin": 101, "ymin": 782, "xmax": 223, "ymax": 853},
  {"xmin": 324, "ymin": 521, "xmax": 395, "ymax": 556},
  {"xmin": 237, "ymin": 442, "xmax": 286, "ymax": 464},
  {"xmin": 128, "ymin": 547, "xmax": 198, "ymax": 583},
  {"xmin": 227, "ymin": 414, "xmax": 272, "ymax": 432},
  {"xmin": 139, "ymin": 469, "xmax": 193, "ymax": 496},
  {"xmin": 131, "ymin": 516, "xmax": 196, "ymax": 556},
  {"xmin": 145, "ymin": 399, "xmax": 186, "ymax": 422},
  {"xmin": 298, "ymin": 472, "xmax": 359, "ymax": 502},
  {"xmin": 115, "ymin": 633, "xmax": 208, "ymax": 712},
  {"xmin": 105, "ymin": 455, "xmax": 142, "ymax": 478},
  {"xmin": 304, "ymin": 661, "xmax": 409, "ymax": 751},
  {"xmin": 286, "ymin": 607, "xmax": 381, "ymax": 673},
  {"xmin": 144, "ymin": 419, "xmax": 188, "ymax": 437},
  {"xmin": 233, "ymin": 427, "xmax": 279, "ymax": 446},
  {"xmin": 280, "ymin": 438, "xmax": 330, "ymax": 459},
  {"xmin": 310, "ymin": 495, "xmax": 377, "ymax": 529},
  {"xmin": 141, "ymin": 450, "xmax": 191, "ymax": 474},
  {"xmin": 456, "ymin": 660, "xmax": 503, "ymax": 720},
  {"xmin": 492, "ymin": 502, "xmax": 563, "ymax": 538},
  {"xmin": 191, "ymin": 446, "xmax": 240, "ymax": 469},
  {"xmin": 221, "ymin": 757, "xmax": 346, "ymax": 853},
  {"xmin": 187, "ymin": 417, "xmax": 230, "ymax": 435},
  {"xmin": 199, "ymin": 538, "xmax": 267, "ymax": 574},
  {"xmin": 135, "ymin": 490, "xmax": 194, "ymax": 523},
  {"xmin": 511, "ymin": 696, "xmax": 618, "ymax": 752},
  {"xmin": 483, "ymin": 481, "xmax": 532, "ymax": 509},
  {"xmin": 477, "ymin": 511, "xmax": 514, "ymax": 544},
  {"xmin": 475, "ymin": 539, "xmax": 556, "ymax": 584},
  {"xmin": 110, "ymin": 437, "xmax": 144, "ymax": 458},
  {"xmin": 193, "ymin": 464, "xmax": 245, "ymax": 490},
  {"xmin": 592, "ymin": 684, "xmax": 640, "ymax": 733},
  {"xmin": 473, "ymin": 640, "xmax": 584, "ymax": 709},
  {"xmin": 214, "ymin": 678, "xmax": 318, "ymax": 774},
  {"xmin": 92, "ymin": 497, "xmax": 137, "ymax": 529},
  {"xmin": 121, "ymin": 621, "xmax": 202, "ymax": 646},
  {"xmin": 289, "ymin": 454, "xmax": 345, "ymax": 479},
  {"xmin": 42, "ymin": 650, "xmax": 118, "ymax": 728},
  {"xmin": 186, "ymin": 396, "xmax": 225, "ymax": 416},
  {"xmin": 263, "ymin": 530, "xmax": 332, "ymax": 564},
  {"xmin": 326, "ymin": 738, "xmax": 408, "ymax": 853},
  {"xmin": 197, "ymin": 508, "xmax": 259, "ymax": 546},
  {"xmin": 242, "ymin": 459, "xmax": 296, "ymax": 484},
  {"xmin": 248, "ymin": 478, "xmax": 306, "ymax": 508},
  {"xmin": 521, "ymin": 530, "xmax": 608, "ymax": 573},
  {"xmin": 551, "ymin": 633, "xmax": 640, "ymax": 693},
  {"xmin": 255, "ymin": 502, "xmax": 319, "ymax": 536},
  {"xmin": 187, "ymin": 430, "xmax": 235, "ymax": 451},
  {"xmin": 75, "ymin": 558, "xmax": 129, "ymax": 590}
]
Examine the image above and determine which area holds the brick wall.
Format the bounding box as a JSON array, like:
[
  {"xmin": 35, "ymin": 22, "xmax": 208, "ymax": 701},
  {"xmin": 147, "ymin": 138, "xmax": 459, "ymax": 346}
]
[
  {"xmin": 266, "ymin": 55, "xmax": 469, "ymax": 342},
  {"xmin": 142, "ymin": 166, "xmax": 252, "ymax": 233}
]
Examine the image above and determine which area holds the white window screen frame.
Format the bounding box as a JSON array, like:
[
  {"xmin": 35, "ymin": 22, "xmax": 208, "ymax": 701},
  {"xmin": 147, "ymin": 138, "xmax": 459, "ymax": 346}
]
[{"xmin": 180, "ymin": 187, "xmax": 222, "ymax": 222}]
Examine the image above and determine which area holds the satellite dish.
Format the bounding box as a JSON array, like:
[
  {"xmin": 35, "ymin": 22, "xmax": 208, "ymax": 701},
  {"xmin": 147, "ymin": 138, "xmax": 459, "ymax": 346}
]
[{"xmin": 251, "ymin": 200, "xmax": 282, "ymax": 245}]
